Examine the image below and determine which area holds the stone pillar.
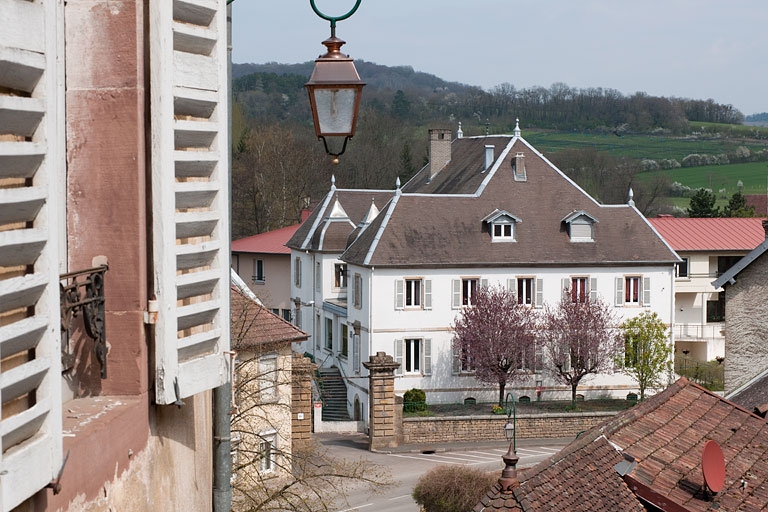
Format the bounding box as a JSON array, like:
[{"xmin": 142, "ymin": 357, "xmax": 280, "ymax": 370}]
[
  {"xmin": 292, "ymin": 352, "xmax": 316, "ymax": 452},
  {"xmin": 363, "ymin": 352, "xmax": 400, "ymax": 451}
]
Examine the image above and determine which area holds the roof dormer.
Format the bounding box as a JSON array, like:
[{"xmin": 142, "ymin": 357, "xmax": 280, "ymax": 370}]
[
  {"xmin": 483, "ymin": 209, "xmax": 521, "ymax": 242},
  {"xmin": 562, "ymin": 210, "xmax": 598, "ymax": 242}
]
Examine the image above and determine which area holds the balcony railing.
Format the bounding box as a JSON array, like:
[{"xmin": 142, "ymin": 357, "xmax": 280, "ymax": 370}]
[{"xmin": 673, "ymin": 323, "xmax": 724, "ymax": 341}]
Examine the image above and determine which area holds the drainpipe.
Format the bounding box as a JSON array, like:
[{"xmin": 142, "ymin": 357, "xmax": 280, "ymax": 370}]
[{"xmin": 213, "ymin": 1, "xmax": 233, "ymax": 511}]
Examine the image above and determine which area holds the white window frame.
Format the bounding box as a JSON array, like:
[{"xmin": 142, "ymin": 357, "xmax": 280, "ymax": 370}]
[
  {"xmin": 491, "ymin": 221, "xmax": 515, "ymax": 242},
  {"xmin": 395, "ymin": 338, "xmax": 432, "ymax": 376},
  {"xmin": 676, "ymin": 258, "xmax": 689, "ymax": 279},
  {"xmin": 517, "ymin": 277, "xmax": 534, "ymax": 306},
  {"xmin": 625, "ymin": 276, "xmax": 641, "ymax": 305},
  {"xmin": 340, "ymin": 323, "xmax": 349, "ymax": 358},
  {"xmin": 295, "ymin": 257, "xmax": 302, "ymax": 288},
  {"xmin": 253, "ymin": 259, "xmax": 265, "ymax": 283},
  {"xmin": 334, "ymin": 262, "xmax": 347, "ymax": 289},
  {"xmin": 0, "ymin": 1, "xmax": 65, "ymax": 507},
  {"xmin": 258, "ymin": 431, "xmax": 277, "ymax": 473},
  {"xmin": 354, "ymin": 273, "xmax": 362, "ymax": 309},
  {"xmin": 259, "ymin": 354, "xmax": 278, "ymax": 403}
]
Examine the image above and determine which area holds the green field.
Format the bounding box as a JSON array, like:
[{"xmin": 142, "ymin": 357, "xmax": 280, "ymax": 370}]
[
  {"xmin": 691, "ymin": 121, "xmax": 768, "ymax": 140},
  {"xmin": 637, "ymin": 161, "xmax": 768, "ymax": 195},
  {"xmin": 525, "ymin": 130, "xmax": 768, "ymax": 162}
]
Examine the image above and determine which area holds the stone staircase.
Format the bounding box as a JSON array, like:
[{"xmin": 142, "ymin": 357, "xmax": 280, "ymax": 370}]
[{"xmin": 318, "ymin": 366, "xmax": 351, "ymax": 421}]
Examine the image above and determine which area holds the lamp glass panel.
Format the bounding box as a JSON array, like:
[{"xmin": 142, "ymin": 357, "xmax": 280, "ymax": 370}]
[{"xmin": 313, "ymin": 88, "xmax": 356, "ymax": 134}]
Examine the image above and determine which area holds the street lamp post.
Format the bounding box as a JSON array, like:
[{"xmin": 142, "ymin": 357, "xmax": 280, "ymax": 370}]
[
  {"xmin": 305, "ymin": 0, "xmax": 366, "ymax": 164},
  {"xmin": 504, "ymin": 392, "xmax": 517, "ymax": 452}
]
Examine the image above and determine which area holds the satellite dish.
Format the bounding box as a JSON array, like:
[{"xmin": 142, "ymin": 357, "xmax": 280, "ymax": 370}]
[{"xmin": 702, "ymin": 440, "xmax": 726, "ymax": 494}]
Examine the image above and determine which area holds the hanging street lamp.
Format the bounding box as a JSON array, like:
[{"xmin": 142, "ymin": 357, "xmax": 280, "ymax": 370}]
[{"xmin": 305, "ymin": 0, "xmax": 365, "ymax": 164}]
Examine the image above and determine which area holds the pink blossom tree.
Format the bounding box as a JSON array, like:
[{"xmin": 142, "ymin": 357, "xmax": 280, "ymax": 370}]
[
  {"xmin": 452, "ymin": 285, "xmax": 538, "ymax": 406},
  {"xmin": 540, "ymin": 289, "xmax": 622, "ymax": 406}
]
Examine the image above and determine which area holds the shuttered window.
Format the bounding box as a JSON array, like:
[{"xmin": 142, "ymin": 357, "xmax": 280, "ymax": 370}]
[
  {"xmin": 149, "ymin": 0, "xmax": 230, "ymax": 405},
  {"xmin": 0, "ymin": 0, "xmax": 64, "ymax": 508}
]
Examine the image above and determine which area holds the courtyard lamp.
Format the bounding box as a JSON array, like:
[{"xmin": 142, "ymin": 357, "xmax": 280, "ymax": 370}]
[
  {"xmin": 498, "ymin": 392, "xmax": 520, "ymax": 490},
  {"xmin": 305, "ymin": 0, "xmax": 366, "ymax": 164}
]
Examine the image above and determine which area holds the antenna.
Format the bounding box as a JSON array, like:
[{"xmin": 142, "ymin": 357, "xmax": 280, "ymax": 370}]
[{"xmin": 702, "ymin": 440, "xmax": 725, "ymax": 494}]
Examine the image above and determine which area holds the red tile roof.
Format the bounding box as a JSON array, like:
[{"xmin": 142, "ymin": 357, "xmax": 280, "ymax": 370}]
[
  {"xmin": 475, "ymin": 378, "xmax": 768, "ymax": 511},
  {"xmin": 230, "ymin": 286, "xmax": 308, "ymax": 349},
  {"xmin": 231, "ymin": 223, "xmax": 301, "ymax": 255},
  {"xmin": 648, "ymin": 217, "xmax": 766, "ymax": 251}
]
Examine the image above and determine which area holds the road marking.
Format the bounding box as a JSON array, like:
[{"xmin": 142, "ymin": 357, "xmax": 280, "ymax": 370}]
[
  {"xmin": 336, "ymin": 504, "xmax": 373, "ymax": 512},
  {"xmin": 388, "ymin": 495, "xmax": 412, "ymax": 501}
]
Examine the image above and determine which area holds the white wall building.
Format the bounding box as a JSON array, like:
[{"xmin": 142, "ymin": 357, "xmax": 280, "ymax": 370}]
[{"xmin": 288, "ymin": 126, "xmax": 679, "ymax": 426}]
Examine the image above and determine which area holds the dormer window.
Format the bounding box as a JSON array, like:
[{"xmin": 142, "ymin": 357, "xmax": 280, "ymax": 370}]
[
  {"xmin": 563, "ymin": 210, "xmax": 598, "ymax": 242},
  {"xmin": 512, "ymin": 152, "xmax": 526, "ymax": 181},
  {"xmin": 483, "ymin": 209, "xmax": 521, "ymax": 242}
]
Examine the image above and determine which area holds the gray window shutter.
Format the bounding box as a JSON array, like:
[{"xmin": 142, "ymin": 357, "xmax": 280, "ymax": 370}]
[
  {"xmin": 480, "ymin": 278, "xmax": 488, "ymax": 290},
  {"xmin": 0, "ymin": 1, "xmax": 64, "ymax": 507},
  {"xmin": 395, "ymin": 279, "xmax": 404, "ymax": 309},
  {"xmin": 642, "ymin": 277, "xmax": 651, "ymax": 307},
  {"xmin": 535, "ymin": 278, "xmax": 544, "ymax": 308},
  {"xmin": 423, "ymin": 339, "xmax": 432, "ymax": 376},
  {"xmin": 452, "ymin": 279, "xmax": 461, "ymax": 309},
  {"xmin": 506, "ymin": 278, "xmax": 516, "ymax": 296},
  {"xmin": 395, "ymin": 339, "xmax": 403, "ymax": 375},
  {"xmin": 561, "ymin": 278, "xmax": 569, "ymax": 298},
  {"xmin": 150, "ymin": 0, "xmax": 231, "ymax": 405},
  {"xmin": 615, "ymin": 277, "xmax": 624, "ymax": 306},
  {"xmin": 452, "ymin": 343, "xmax": 461, "ymax": 375},
  {"xmin": 424, "ymin": 279, "xmax": 432, "ymax": 310},
  {"xmin": 590, "ymin": 277, "xmax": 598, "ymax": 301}
]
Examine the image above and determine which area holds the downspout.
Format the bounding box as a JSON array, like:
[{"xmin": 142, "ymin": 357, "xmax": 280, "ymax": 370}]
[
  {"xmin": 669, "ymin": 267, "xmax": 676, "ymax": 385},
  {"xmin": 213, "ymin": 1, "xmax": 234, "ymax": 511},
  {"xmin": 367, "ymin": 266, "xmax": 374, "ymax": 430}
]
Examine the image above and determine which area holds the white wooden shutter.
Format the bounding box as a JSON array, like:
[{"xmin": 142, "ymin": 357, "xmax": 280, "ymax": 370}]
[
  {"xmin": 0, "ymin": 0, "xmax": 64, "ymax": 508},
  {"xmin": 561, "ymin": 278, "xmax": 569, "ymax": 298},
  {"xmin": 535, "ymin": 278, "xmax": 543, "ymax": 308},
  {"xmin": 423, "ymin": 339, "xmax": 432, "ymax": 376},
  {"xmin": 394, "ymin": 279, "xmax": 404, "ymax": 309},
  {"xmin": 394, "ymin": 339, "xmax": 403, "ymax": 375},
  {"xmin": 424, "ymin": 279, "xmax": 432, "ymax": 310},
  {"xmin": 590, "ymin": 277, "xmax": 598, "ymax": 301},
  {"xmin": 480, "ymin": 278, "xmax": 488, "ymax": 290},
  {"xmin": 451, "ymin": 279, "xmax": 461, "ymax": 309},
  {"xmin": 150, "ymin": 0, "xmax": 230, "ymax": 405},
  {"xmin": 615, "ymin": 277, "xmax": 624, "ymax": 306},
  {"xmin": 353, "ymin": 334, "xmax": 360, "ymax": 373},
  {"xmin": 642, "ymin": 277, "xmax": 651, "ymax": 307},
  {"xmin": 451, "ymin": 342, "xmax": 461, "ymax": 374},
  {"xmin": 507, "ymin": 278, "xmax": 516, "ymax": 296}
]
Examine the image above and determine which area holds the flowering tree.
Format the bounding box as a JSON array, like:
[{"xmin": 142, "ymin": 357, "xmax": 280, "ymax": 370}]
[
  {"xmin": 621, "ymin": 311, "xmax": 672, "ymax": 400},
  {"xmin": 540, "ymin": 289, "xmax": 622, "ymax": 406},
  {"xmin": 452, "ymin": 285, "xmax": 538, "ymax": 406}
]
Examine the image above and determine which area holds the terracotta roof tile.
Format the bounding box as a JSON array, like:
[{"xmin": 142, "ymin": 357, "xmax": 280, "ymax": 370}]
[
  {"xmin": 230, "ymin": 286, "xmax": 308, "ymax": 350},
  {"xmin": 232, "ymin": 223, "xmax": 302, "ymax": 254}
]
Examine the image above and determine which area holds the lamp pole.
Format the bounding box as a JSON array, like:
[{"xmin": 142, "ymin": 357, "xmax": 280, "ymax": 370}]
[{"xmin": 504, "ymin": 392, "xmax": 516, "ymax": 453}]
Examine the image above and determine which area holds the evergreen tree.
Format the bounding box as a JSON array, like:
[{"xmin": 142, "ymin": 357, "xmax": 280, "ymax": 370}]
[
  {"xmin": 723, "ymin": 190, "xmax": 755, "ymax": 217},
  {"xmin": 686, "ymin": 188, "xmax": 720, "ymax": 217}
]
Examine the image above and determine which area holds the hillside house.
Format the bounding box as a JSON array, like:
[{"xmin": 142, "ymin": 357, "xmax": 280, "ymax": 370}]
[
  {"xmin": 232, "ymin": 214, "xmax": 309, "ymax": 322},
  {"xmin": 648, "ymin": 216, "xmax": 765, "ymax": 363},
  {"xmin": 0, "ymin": 1, "xmax": 232, "ymax": 510},
  {"xmin": 713, "ymin": 220, "xmax": 768, "ymax": 396},
  {"xmin": 288, "ymin": 125, "xmax": 678, "ymax": 424}
]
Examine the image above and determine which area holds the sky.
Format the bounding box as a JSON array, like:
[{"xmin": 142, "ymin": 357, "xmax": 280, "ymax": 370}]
[{"xmin": 231, "ymin": 1, "xmax": 767, "ymax": 116}]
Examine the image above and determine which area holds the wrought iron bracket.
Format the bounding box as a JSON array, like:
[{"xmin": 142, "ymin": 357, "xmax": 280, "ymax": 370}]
[{"xmin": 60, "ymin": 265, "xmax": 109, "ymax": 379}]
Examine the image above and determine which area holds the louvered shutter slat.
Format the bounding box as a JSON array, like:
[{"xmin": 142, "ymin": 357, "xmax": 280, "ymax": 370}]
[
  {"xmin": 0, "ymin": 0, "xmax": 64, "ymax": 507},
  {"xmin": 590, "ymin": 277, "xmax": 598, "ymax": 301},
  {"xmin": 643, "ymin": 277, "xmax": 651, "ymax": 307},
  {"xmin": 395, "ymin": 279, "xmax": 404, "ymax": 309},
  {"xmin": 452, "ymin": 279, "xmax": 461, "ymax": 308},
  {"xmin": 615, "ymin": 277, "xmax": 624, "ymax": 306},
  {"xmin": 424, "ymin": 279, "xmax": 432, "ymax": 310},
  {"xmin": 151, "ymin": 0, "xmax": 230, "ymax": 405},
  {"xmin": 423, "ymin": 339, "xmax": 432, "ymax": 376},
  {"xmin": 535, "ymin": 278, "xmax": 543, "ymax": 308},
  {"xmin": 395, "ymin": 339, "xmax": 403, "ymax": 375}
]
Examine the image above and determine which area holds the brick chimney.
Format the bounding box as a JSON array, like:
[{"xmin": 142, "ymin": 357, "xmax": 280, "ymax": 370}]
[{"xmin": 428, "ymin": 128, "xmax": 452, "ymax": 179}]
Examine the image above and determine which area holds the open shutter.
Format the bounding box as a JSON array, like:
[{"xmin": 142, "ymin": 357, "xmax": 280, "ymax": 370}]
[
  {"xmin": 561, "ymin": 278, "xmax": 569, "ymax": 298},
  {"xmin": 451, "ymin": 279, "xmax": 461, "ymax": 308},
  {"xmin": 590, "ymin": 277, "xmax": 598, "ymax": 301},
  {"xmin": 394, "ymin": 339, "xmax": 403, "ymax": 375},
  {"xmin": 506, "ymin": 278, "xmax": 516, "ymax": 295},
  {"xmin": 353, "ymin": 334, "xmax": 360, "ymax": 372},
  {"xmin": 535, "ymin": 278, "xmax": 543, "ymax": 308},
  {"xmin": 423, "ymin": 339, "xmax": 432, "ymax": 376},
  {"xmin": 615, "ymin": 277, "xmax": 624, "ymax": 306},
  {"xmin": 394, "ymin": 279, "xmax": 404, "ymax": 309},
  {"xmin": 150, "ymin": 0, "xmax": 230, "ymax": 405},
  {"xmin": 480, "ymin": 278, "xmax": 488, "ymax": 290},
  {"xmin": 423, "ymin": 279, "xmax": 432, "ymax": 310},
  {"xmin": 452, "ymin": 342, "xmax": 461, "ymax": 375},
  {"xmin": 642, "ymin": 276, "xmax": 651, "ymax": 307},
  {"xmin": 0, "ymin": 0, "xmax": 64, "ymax": 508}
]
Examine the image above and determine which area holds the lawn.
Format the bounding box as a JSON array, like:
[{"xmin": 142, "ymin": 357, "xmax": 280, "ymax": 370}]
[
  {"xmin": 403, "ymin": 399, "xmax": 637, "ymax": 418},
  {"xmin": 637, "ymin": 161, "xmax": 768, "ymax": 195}
]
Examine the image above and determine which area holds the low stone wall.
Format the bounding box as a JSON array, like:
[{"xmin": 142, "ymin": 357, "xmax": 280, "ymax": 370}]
[{"xmin": 401, "ymin": 412, "xmax": 616, "ymax": 445}]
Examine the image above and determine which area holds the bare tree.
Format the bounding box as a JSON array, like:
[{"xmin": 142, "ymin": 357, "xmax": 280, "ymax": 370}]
[
  {"xmin": 230, "ymin": 288, "xmax": 391, "ymax": 511},
  {"xmin": 540, "ymin": 289, "xmax": 622, "ymax": 406},
  {"xmin": 452, "ymin": 285, "xmax": 538, "ymax": 406}
]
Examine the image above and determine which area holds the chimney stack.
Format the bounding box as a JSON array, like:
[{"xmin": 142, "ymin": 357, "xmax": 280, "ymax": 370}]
[{"xmin": 428, "ymin": 128, "xmax": 452, "ymax": 179}]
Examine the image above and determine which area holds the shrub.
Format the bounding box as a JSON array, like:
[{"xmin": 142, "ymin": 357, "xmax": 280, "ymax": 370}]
[
  {"xmin": 412, "ymin": 465, "xmax": 498, "ymax": 512},
  {"xmin": 403, "ymin": 388, "xmax": 427, "ymax": 413}
]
